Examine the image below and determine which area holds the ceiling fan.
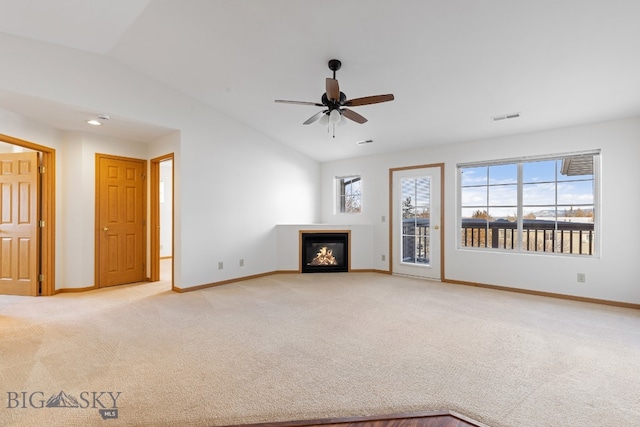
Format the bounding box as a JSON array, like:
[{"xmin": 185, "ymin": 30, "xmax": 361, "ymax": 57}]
[{"xmin": 275, "ymin": 59, "xmax": 394, "ymax": 137}]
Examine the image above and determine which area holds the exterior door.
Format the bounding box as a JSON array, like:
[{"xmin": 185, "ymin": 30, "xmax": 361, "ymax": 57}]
[
  {"xmin": 392, "ymin": 166, "xmax": 442, "ymax": 280},
  {"xmin": 0, "ymin": 151, "xmax": 39, "ymax": 296},
  {"xmin": 96, "ymin": 154, "xmax": 147, "ymax": 288}
]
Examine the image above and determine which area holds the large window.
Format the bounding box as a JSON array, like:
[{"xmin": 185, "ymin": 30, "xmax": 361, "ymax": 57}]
[
  {"xmin": 458, "ymin": 151, "xmax": 599, "ymax": 256},
  {"xmin": 337, "ymin": 175, "xmax": 362, "ymax": 213}
]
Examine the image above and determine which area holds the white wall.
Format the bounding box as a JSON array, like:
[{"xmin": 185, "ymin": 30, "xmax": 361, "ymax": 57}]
[
  {"xmin": 320, "ymin": 117, "xmax": 640, "ymax": 305},
  {"xmin": 0, "ymin": 34, "xmax": 320, "ymax": 291},
  {"xmin": 4, "ymin": 32, "xmax": 636, "ymax": 304}
]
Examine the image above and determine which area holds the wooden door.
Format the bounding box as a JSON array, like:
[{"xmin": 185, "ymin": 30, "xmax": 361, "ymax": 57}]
[
  {"xmin": 0, "ymin": 151, "xmax": 39, "ymax": 296},
  {"xmin": 96, "ymin": 154, "xmax": 146, "ymax": 288}
]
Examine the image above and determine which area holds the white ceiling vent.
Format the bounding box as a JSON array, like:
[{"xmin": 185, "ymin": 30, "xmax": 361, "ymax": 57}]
[{"xmin": 491, "ymin": 112, "xmax": 521, "ymax": 122}]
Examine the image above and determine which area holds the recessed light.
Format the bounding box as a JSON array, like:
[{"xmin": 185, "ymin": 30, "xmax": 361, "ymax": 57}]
[{"xmin": 87, "ymin": 114, "xmax": 110, "ymax": 126}]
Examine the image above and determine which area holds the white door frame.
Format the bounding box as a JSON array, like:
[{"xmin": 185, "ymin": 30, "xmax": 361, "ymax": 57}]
[{"xmin": 389, "ymin": 164, "xmax": 445, "ymax": 280}]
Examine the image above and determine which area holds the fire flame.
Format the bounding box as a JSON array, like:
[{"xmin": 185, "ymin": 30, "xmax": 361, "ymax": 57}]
[{"xmin": 308, "ymin": 246, "xmax": 338, "ymax": 266}]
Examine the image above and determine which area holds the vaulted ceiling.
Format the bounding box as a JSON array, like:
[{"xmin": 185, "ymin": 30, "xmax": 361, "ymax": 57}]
[{"xmin": 1, "ymin": 0, "xmax": 639, "ymax": 162}]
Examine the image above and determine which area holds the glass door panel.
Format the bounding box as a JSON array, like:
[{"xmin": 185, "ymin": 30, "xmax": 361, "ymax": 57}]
[{"xmin": 401, "ymin": 176, "xmax": 431, "ymax": 265}]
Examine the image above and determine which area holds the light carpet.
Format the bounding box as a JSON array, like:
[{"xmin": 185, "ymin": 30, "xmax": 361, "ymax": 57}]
[{"xmin": 1, "ymin": 273, "xmax": 639, "ymax": 427}]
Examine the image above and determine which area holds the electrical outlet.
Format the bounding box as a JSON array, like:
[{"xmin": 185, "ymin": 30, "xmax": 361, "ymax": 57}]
[
  {"xmin": 381, "ymin": 254, "xmax": 386, "ymax": 261},
  {"xmin": 239, "ymin": 259, "xmax": 244, "ymax": 267},
  {"xmin": 381, "ymin": 215, "xmax": 386, "ymax": 222},
  {"xmin": 218, "ymin": 262, "xmax": 224, "ymax": 270},
  {"xmin": 577, "ymin": 273, "xmax": 586, "ymax": 283}
]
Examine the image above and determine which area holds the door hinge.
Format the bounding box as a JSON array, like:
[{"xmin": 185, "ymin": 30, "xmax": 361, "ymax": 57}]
[
  {"xmin": 38, "ymin": 274, "xmax": 45, "ymax": 282},
  {"xmin": 39, "ymin": 220, "xmax": 45, "ymax": 228},
  {"xmin": 39, "ymin": 166, "xmax": 45, "ymax": 173}
]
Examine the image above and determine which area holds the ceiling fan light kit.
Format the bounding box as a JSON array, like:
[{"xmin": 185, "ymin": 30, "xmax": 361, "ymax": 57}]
[
  {"xmin": 275, "ymin": 59, "xmax": 394, "ymax": 138},
  {"xmin": 329, "ymin": 109, "xmax": 341, "ymax": 124}
]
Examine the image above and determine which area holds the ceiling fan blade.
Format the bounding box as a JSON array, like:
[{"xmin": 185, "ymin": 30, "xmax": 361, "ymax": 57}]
[
  {"xmin": 303, "ymin": 111, "xmax": 326, "ymax": 125},
  {"xmin": 326, "ymin": 78, "xmax": 340, "ymax": 102},
  {"xmin": 342, "ymin": 108, "xmax": 368, "ymax": 124},
  {"xmin": 275, "ymin": 100, "xmax": 324, "ymax": 106},
  {"xmin": 344, "ymin": 94, "xmax": 395, "ymax": 107}
]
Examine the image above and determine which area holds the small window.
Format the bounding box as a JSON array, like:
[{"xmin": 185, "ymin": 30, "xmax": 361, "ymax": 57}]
[
  {"xmin": 337, "ymin": 175, "xmax": 362, "ymax": 213},
  {"xmin": 458, "ymin": 151, "xmax": 599, "ymax": 256}
]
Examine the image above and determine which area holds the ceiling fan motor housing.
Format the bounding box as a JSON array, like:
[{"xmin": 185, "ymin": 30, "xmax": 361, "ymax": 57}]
[{"xmin": 322, "ymin": 91, "xmax": 347, "ymax": 109}]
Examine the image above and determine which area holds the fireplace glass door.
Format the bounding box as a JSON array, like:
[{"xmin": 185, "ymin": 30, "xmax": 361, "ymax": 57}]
[{"xmin": 301, "ymin": 232, "xmax": 349, "ymax": 273}]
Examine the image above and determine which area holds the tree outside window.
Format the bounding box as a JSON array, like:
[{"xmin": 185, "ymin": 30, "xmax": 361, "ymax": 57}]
[{"xmin": 337, "ymin": 175, "xmax": 361, "ymax": 213}]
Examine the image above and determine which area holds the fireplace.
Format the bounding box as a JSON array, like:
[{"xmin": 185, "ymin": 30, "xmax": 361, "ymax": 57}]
[{"xmin": 300, "ymin": 231, "xmax": 350, "ymax": 273}]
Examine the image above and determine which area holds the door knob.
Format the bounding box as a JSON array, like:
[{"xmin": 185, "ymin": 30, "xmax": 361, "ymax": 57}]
[
  {"xmin": 103, "ymin": 227, "xmax": 109, "ymax": 231},
  {"xmin": 434, "ymin": 225, "xmax": 440, "ymax": 230}
]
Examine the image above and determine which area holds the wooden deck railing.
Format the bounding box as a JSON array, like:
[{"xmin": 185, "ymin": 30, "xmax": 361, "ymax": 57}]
[
  {"xmin": 460, "ymin": 218, "xmax": 594, "ymax": 255},
  {"xmin": 401, "ymin": 218, "xmax": 595, "ymax": 259}
]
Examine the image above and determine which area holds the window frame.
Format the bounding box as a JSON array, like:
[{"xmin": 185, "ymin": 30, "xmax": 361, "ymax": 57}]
[
  {"xmin": 457, "ymin": 150, "xmax": 600, "ymax": 257},
  {"xmin": 336, "ymin": 175, "xmax": 362, "ymax": 214}
]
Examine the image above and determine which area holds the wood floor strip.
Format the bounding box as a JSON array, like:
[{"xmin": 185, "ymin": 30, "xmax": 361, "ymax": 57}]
[{"xmin": 225, "ymin": 410, "xmax": 490, "ymax": 427}]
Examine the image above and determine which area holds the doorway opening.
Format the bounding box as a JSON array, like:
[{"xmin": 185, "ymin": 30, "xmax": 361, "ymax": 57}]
[{"xmin": 150, "ymin": 154, "xmax": 174, "ymax": 288}]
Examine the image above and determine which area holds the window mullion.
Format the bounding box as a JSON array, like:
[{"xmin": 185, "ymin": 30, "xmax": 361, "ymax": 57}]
[
  {"xmin": 554, "ymin": 159, "xmax": 559, "ymax": 253},
  {"xmin": 485, "ymin": 168, "xmax": 490, "ymax": 246},
  {"xmin": 516, "ymin": 162, "xmax": 523, "ymax": 251}
]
